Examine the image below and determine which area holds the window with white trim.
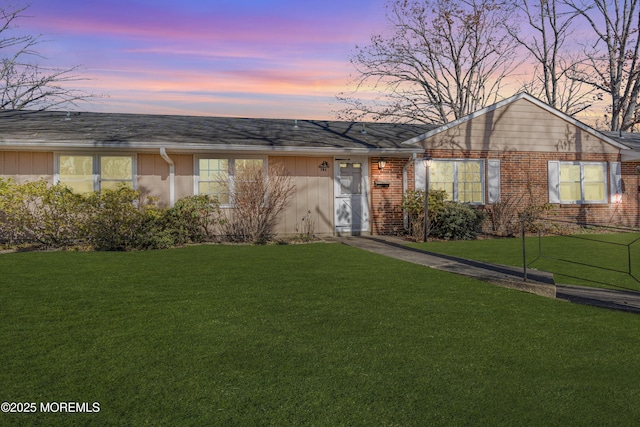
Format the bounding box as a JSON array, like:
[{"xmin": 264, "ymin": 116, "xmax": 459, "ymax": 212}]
[
  {"xmin": 56, "ymin": 154, "xmax": 135, "ymax": 193},
  {"xmin": 430, "ymin": 159, "xmax": 484, "ymax": 204},
  {"xmin": 195, "ymin": 157, "xmax": 265, "ymax": 206},
  {"xmin": 549, "ymin": 161, "xmax": 607, "ymax": 204}
]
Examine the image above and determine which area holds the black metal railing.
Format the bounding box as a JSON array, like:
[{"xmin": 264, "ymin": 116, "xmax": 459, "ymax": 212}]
[{"xmin": 522, "ymin": 217, "xmax": 640, "ymax": 289}]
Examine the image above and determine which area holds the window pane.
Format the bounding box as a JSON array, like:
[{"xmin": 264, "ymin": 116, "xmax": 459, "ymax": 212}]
[
  {"xmin": 200, "ymin": 158, "xmax": 228, "ymax": 181},
  {"xmin": 432, "ymin": 162, "xmax": 453, "ymax": 182},
  {"xmin": 561, "ymin": 164, "xmax": 581, "ymax": 182},
  {"xmin": 59, "ymin": 155, "xmax": 93, "ymax": 193},
  {"xmin": 340, "ymin": 176, "xmax": 353, "ymax": 195},
  {"xmin": 431, "ymin": 182, "xmax": 454, "ymax": 200},
  {"xmin": 199, "ymin": 180, "xmax": 229, "ymax": 204},
  {"xmin": 101, "ymin": 156, "xmax": 132, "ymax": 180},
  {"xmin": 430, "ymin": 161, "xmax": 455, "ymax": 200},
  {"xmin": 584, "ymin": 164, "xmax": 604, "ymax": 182},
  {"xmin": 559, "ymin": 162, "xmax": 605, "ymax": 203},
  {"xmin": 584, "ymin": 164, "xmax": 605, "ymax": 202},
  {"xmin": 454, "ymin": 160, "xmax": 482, "ymax": 203},
  {"xmin": 584, "ymin": 183, "xmax": 605, "ymax": 201},
  {"xmin": 560, "ymin": 182, "xmax": 581, "ymax": 201},
  {"xmin": 101, "ymin": 181, "xmax": 133, "ymax": 191},
  {"xmin": 64, "ymin": 180, "xmax": 95, "ymax": 194},
  {"xmin": 59, "ymin": 155, "xmax": 93, "ymax": 179},
  {"xmin": 235, "ymin": 159, "xmax": 263, "ymax": 171}
]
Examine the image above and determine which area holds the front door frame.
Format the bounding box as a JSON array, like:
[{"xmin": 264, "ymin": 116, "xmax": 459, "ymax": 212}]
[{"xmin": 334, "ymin": 157, "xmax": 370, "ymax": 235}]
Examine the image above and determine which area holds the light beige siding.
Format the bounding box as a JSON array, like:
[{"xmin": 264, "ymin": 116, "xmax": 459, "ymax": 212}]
[
  {"xmin": 421, "ymin": 98, "xmax": 620, "ymax": 154},
  {"xmin": 137, "ymin": 153, "xmax": 168, "ymax": 205},
  {"xmin": 270, "ymin": 156, "xmax": 333, "ymax": 235},
  {"xmin": 0, "ymin": 151, "xmax": 53, "ymax": 183},
  {"xmin": 137, "ymin": 153, "xmax": 194, "ymax": 206},
  {"xmin": 174, "ymin": 154, "xmax": 194, "ymax": 201}
]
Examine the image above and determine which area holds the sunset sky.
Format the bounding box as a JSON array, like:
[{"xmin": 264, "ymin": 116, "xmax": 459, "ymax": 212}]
[{"xmin": 19, "ymin": 0, "xmax": 388, "ymax": 119}]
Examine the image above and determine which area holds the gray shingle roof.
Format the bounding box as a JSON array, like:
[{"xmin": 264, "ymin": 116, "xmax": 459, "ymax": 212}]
[
  {"xmin": 0, "ymin": 110, "xmax": 433, "ymax": 155},
  {"xmin": 604, "ymin": 131, "xmax": 640, "ymax": 151}
]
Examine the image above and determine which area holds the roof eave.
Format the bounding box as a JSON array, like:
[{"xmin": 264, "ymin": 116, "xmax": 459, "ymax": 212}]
[
  {"xmin": 0, "ymin": 140, "xmax": 423, "ymax": 156},
  {"xmin": 621, "ymin": 149, "xmax": 640, "ymax": 162}
]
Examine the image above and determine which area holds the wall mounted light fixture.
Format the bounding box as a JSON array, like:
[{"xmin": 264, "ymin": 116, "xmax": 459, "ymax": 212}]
[
  {"xmin": 378, "ymin": 158, "xmax": 387, "ymax": 170},
  {"xmin": 319, "ymin": 160, "xmax": 330, "ymax": 171}
]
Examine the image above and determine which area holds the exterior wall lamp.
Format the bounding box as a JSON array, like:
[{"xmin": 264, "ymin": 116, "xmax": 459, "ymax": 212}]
[
  {"xmin": 378, "ymin": 158, "xmax": 387, "ymax": 170},
  {"xmin": 423, "ymin": 156, "xmax": 432, "ymax": 242}
]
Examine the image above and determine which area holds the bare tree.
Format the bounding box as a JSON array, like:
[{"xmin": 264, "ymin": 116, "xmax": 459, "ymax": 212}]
[
  {"xmin": 0, "ymin": 3, "xmax": 94, "ymax": 110},
  {"xmin": 223, "ymin": 162, "xmax": 295, "ymax": 244},
  {"xmin": 336, "ymin": 0, "xmax": 521, "ymax": 124},
  {"xmin": 508, "ymin": 0, "xmax": 598, "ymax": 116},
  {"xmin": 564, "ymin": 0, "xmax": 640, "ymax": 131}
]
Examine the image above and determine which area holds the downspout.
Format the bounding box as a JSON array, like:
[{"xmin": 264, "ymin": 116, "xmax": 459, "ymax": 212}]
[
  {"xmin": 402, "ymin": 153, "xmax": 417, "ymax": 230},
  {"xmin": 159, "ymin": 147, "xmax": 175, "ymax": 207}
]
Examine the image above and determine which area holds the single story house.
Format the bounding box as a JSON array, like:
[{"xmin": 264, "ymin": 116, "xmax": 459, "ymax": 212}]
[{"xmin": 1, "ymin": 93, "xmax": 639, "ymax": 236}]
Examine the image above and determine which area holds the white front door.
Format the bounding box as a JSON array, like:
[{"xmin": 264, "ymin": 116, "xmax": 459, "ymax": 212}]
[{"xmin": 334, "ymin": 158, "xmax": 370, "ymax": 234}]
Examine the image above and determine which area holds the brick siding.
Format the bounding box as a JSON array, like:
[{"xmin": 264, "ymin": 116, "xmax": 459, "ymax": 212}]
[{"xmin": 370, "ymin": 151, "xmax": 640, "ymax": 236}]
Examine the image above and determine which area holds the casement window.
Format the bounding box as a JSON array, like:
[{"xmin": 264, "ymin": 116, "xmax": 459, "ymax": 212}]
[
  {"xmin": 195, "ymin": 157, "xmax": 265, "ymax": 206},
  {"xmin": 430, "ymin": 159, "xmax": 485, "ymax": 204},
  {"xmin": 55, "ymin": 154, "xmax": 135, "ymax": 193},
  {"xmin": 548, "ymin": 161, "xmax": 608, "ymax": 204}
]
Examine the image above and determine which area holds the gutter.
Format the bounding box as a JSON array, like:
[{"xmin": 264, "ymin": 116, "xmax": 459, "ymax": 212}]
[
  {"xmin": 0, "ymin": 140, "xmax": 423, "ymax": 156},
  {"xmin": 159, "ymin": 147, "xmax": 175, "ymax": 207}
]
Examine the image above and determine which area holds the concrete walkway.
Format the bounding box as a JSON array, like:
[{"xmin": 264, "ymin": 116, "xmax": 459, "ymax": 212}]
[{"xmin": 329, "ymin": 235, "xmax": 640, "ymax": 314}]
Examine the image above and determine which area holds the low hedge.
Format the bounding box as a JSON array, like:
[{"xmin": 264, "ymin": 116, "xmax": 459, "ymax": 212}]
[{"xmin": 0, "ymin": 179, "xmax": 223, "ymax": 251}]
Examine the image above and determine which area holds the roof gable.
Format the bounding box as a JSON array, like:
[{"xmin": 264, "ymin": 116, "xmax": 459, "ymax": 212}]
[{"xmin": 403, "ymin": 93, "xmax": 629, "ymax": 152}]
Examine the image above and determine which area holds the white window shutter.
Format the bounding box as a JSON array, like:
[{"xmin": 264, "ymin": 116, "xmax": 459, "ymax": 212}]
[
  {"xmin": 609, "ymin": 161, "xmax": 622, "ymax": 203},
  {"xmin": 487, "ymin": 159, "xmax": 500, "ymax": 203},
  {"xmin": 548, "ymin": 161, "xmax": 560, "ymax": 203}
]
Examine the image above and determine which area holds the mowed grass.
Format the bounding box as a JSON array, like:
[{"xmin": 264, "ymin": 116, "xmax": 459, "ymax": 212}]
[
  {"xmin": 2, "ymin": 244, "xmax": 640, "ymax": 425},
  {"xmin": 410, "ymin": 233, "xmax": 640, "ymax": 291}
]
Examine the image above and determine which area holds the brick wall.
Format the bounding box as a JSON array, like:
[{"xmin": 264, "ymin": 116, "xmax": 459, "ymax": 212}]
[
  {"xmin": 370, "ymin": 157, "xmax": 412, "ymax": 235},
  {"xmin": 369, "ymin": 151, "xmax": 640, "ymax": 235},
  {"xmin": 619, "ymin": 161, "xmax": 640, "ymax": 227}
]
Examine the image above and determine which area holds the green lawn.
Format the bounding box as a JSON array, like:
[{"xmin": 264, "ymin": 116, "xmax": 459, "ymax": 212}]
[
  {"xmin": 409, "ymin": 233, "xmax": 640, "ymax": 291},
  {"xmin": 2, "ymin": 244, "xmax": 640, "ymax": 425}
]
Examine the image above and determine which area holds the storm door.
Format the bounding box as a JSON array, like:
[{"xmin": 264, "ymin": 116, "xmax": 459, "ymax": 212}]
[{"xmin": 334, "ymin": 159, "xmax": 370, "ymax": 234}]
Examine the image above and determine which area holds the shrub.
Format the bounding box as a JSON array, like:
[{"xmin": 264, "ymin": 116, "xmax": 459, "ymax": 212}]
[
  {"xmin": 0, "ymin": 178, "xmax": 87, "ymax": 247},
  {"xmin": 0, "ymin": 180, "xmax": 226, "ymax": 251},
  {"xmin": 161, "ymin": 195, "xmax": 224, "ymax": 245},
  {"xmin": 84, "ymin": 185, "xmax": 147, "ymax": 251},
  {"xmin": 294, "ymin": 210, "xmax": 315, "ymax": 242},
  {"xmin": 223, "ymin": 162, "xmax": 295, "ymax": 244},
  {"xmin": 402, "ymin": 189, "xmax": 485, "ymax": 241},
  {"xmin": 401, "ymin": 189, "xmax": 447, "ymax": 241},
  {"xmin": 431, "ymin": 202, "xmax": 486, "ymax": 240}
]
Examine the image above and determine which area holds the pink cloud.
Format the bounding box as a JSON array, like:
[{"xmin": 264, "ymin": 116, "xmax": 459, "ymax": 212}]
[{"xmin": 27, "ymin": 1, "xmax": 380, "ymax": 46}]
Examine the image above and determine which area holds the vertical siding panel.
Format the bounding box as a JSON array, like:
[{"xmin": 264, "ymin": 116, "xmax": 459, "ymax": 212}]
[
  {"xmin": 18, "ymin": 152, "xmax": 33, "ymax": 175},
  {"xmin": 174, "ymin": 154, "xmax": 193, "ymax": 201},
  {"xmin": 307, "ymin": 157, "xmax": 319, "ymax": 234},
  {"xmin": 0, "ymin": 152, "xmax": 52, "ymax": 182},
  {"xmin": 295, "ymin": 157, "xmax": 308, "ymax": 233},
  {"xmin": 269, "ymin": 155, "xmax": 333, "ymax": 236},
  {"xmin": 137, "ymin": 154, "xmax": 161, "ymax": 204},
  {"xmin": 318, "ymin": 156, "xmax": 333, "ymax": 234},
  {"xmin": 271, "ymin": 156, "xmax": 291, "ymax": 234},
  {"xmin": 4, "ymin": 152, "xmax": 18, "ymax": 175}
]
